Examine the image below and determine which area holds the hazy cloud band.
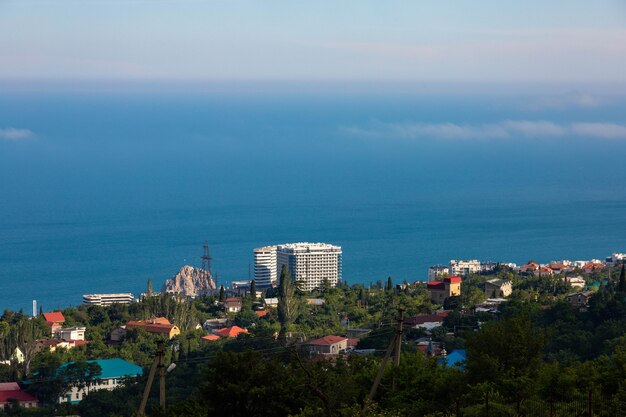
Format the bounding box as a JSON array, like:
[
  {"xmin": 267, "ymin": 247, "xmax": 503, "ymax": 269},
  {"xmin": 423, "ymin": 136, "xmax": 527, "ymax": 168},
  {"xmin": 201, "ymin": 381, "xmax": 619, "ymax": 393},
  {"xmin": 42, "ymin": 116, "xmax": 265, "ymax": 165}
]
[
  {"xmin": 343, "ymin": 120, "xmax": 626, "ymax": 140},
  {"xmin": 0, "ymin": 128, "xmax": 35, "ymax": 140}
]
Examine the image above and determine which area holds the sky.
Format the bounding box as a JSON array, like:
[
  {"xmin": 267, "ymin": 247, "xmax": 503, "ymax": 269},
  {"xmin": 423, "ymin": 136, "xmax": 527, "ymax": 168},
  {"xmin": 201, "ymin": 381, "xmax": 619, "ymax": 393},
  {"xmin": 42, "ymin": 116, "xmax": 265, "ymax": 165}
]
[{"xmin": 0, "ymin": 0, "xmax": 625, "ymax": 84}]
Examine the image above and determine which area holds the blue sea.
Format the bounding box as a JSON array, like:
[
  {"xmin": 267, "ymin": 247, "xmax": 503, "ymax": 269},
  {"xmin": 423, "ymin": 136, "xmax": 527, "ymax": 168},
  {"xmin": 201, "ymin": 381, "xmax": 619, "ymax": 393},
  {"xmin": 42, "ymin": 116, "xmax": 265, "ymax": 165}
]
[{"xmin": 1, "ymin": 82, "xmax": 626, "ymax": 312}]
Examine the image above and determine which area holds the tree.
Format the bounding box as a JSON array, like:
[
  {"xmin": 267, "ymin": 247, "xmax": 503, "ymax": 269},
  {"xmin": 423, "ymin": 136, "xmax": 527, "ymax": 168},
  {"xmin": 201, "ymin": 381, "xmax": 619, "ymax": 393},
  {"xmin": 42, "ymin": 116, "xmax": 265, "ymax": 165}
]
[
  {"xmin": 386, "ymin": 277, "xmax": 393, "ymax": 293},
  {"xmin": 321, "ymin": 277, "xmax": 332, "ymax": 293},
  {"xmin": 147, "ymin": 278, "xmax": 153, "ymax": 297},
  {"xmin": 250, "ymin": 279, "xmax": 257, "ymax": 301},
  {"xmin": 219, "ymin": 285, "xmax": 225, "ymax": 302},
  {"xmin": 61, "ymin": 360, "xmax": 102, "ymax": 396},
  {"xmin": 278, "ymin": 265, "xmax": 299, "ymax": 337},
  {"xmin": 618, "ymin": 262, "xmax": 626, "ymax": 293}
]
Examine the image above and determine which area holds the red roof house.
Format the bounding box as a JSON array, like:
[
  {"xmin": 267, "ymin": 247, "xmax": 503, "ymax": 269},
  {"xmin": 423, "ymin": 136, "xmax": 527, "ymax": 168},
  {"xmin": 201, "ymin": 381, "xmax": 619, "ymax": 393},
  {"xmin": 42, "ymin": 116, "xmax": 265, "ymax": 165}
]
[
  {"xmin": 213, "ymin": 325, "xmax": 249, "ymax": 338},
  {"xmin": 201, "ymin": 334, "xmax": 222, "ymax": 341},
  {"xmin": 0, "ymin": 383, "xmax": 20, "ymax": 391},
  {"xmin": 427, "ymin": 276, "xmax": 462, "ymax": 303},
  {"xmin": 521, "ymin": 262, "xmax": 540, "ymax": 272},
  {"xmin": 0, "ymin": 386, "xmax": 38, "ymax": 408},
  {"xmin": 255, "ymin": 310, "xmax": 269, "ymax": 318},
  {"xmin": 42, "ymin": 311, "xmax": 65, "ymax": 336},
  {"xmin": 126, "ymin": 318, "xmax": 180, "ymax": 339},
  {"xmin": 308, "ymin": 335, "xmax": 348, "ymax": 355}
]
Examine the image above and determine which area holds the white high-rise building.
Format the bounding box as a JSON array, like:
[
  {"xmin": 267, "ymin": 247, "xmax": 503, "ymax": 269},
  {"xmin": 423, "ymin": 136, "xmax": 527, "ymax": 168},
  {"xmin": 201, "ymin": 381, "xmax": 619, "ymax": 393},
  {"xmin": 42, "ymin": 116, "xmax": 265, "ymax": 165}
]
[
  {"xmin": 254, "ymin": 246, "xmax": 278, "ymax": 288},
  {"xmin": 253, "ymin": 242, "xmax": 342, "ymax": 291},
  {"xmin": 277, "ymin": 242, "xmax": 342, "ymax": 291}
]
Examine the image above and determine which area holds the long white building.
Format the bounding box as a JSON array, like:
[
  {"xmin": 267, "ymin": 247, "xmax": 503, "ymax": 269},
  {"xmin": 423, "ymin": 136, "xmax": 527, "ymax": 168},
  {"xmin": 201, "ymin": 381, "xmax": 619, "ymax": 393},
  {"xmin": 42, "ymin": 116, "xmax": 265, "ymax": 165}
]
[
  {"xmin": 82, "ymin": 293, "xmax": 134, "ymax": 306},
  {"xmin": 254, "ymin": 242, "xmax": 342, "ymax": 291}
]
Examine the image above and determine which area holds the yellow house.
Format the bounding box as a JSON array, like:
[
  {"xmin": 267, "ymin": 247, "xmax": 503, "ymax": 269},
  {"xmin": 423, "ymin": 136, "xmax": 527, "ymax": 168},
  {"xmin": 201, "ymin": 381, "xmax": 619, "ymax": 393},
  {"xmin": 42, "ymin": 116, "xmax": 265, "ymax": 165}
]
[
  {"xmin": 427, "ymin": 276, "xmax": 462, "ymax": 303},
  {"xmin": 125, "ymin": 318, "xmax": 181, "ymax": 340}
]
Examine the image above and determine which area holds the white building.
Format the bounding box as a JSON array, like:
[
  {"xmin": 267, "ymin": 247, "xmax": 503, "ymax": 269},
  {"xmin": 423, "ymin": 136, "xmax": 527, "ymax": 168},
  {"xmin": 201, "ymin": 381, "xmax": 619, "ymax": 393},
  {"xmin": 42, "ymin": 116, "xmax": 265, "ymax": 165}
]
[
  {"xmin": 82, "ymin": 293, "xmax": 134, "ymax": 306},
  {"xmin": 254, "ymin": 246, "xmax": 278, "ymax": 288},
  {"xmin": 254, "ymin": 242, "xmax": 342, "ymax": 291},
  {"xmin": 56, "ymin": 327, "xmax": 86, "ymax": 341},
  {"xmin": 449, "ymin": 260, "xmax": 481, "ymax": 276},
  {"xmin": 276, "ymin": 243, "xmax": 342, "ymax": 291},
  {"xmin": 428, "ymin": 265, "xmax": 449, "ymax": 280},
  {"xmin": 605, "ymin": 253, "xmax": 626, "ymax": 267},
  {"xmin": 58, "ymin": 358, "xmax": 142, "ymax": 404}
]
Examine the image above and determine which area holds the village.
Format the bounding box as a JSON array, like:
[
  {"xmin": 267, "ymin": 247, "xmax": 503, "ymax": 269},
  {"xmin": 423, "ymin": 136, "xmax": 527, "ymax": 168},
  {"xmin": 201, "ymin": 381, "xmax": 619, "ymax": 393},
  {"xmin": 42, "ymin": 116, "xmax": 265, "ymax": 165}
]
[{"xmin": 1, "ymin": 249, "xmax": 625, "ymax": 415}]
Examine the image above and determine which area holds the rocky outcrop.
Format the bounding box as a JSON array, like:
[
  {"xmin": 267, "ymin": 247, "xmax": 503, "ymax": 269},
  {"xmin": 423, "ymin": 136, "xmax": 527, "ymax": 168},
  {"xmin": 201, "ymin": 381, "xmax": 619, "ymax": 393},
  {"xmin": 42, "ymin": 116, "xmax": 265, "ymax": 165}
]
[{"xmin": 161, "ymin": 265, "xmax": 216, "ymax": 297}]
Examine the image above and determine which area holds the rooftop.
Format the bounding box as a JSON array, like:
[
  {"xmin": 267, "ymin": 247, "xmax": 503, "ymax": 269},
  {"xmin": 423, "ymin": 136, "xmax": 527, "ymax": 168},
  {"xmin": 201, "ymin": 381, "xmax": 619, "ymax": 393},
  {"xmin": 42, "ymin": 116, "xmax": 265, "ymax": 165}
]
[
  {"xmin": 214, "ymin": 325, "xmax": 248, "ymax": 338},
  {"xmin": 308, "ymin": 335, "xmax": 348, "ymax": 346},
  {"xmin": 42, "ymin": 311, "xmax": 65, "ymax": 324},
  {"xmin": 277, "ymin": 242, "xmax": 341, "ymax": 251},
  {"xmin": 0, "ymin": 382, "xmax": 20, "ymax": 392},
  {"xmin": 58, "ymin": 358, "xmax": 143, "ymax": 380},
  {"xmin": 0, "ymin": 389, "xmax": 37, "ymax": 403}
]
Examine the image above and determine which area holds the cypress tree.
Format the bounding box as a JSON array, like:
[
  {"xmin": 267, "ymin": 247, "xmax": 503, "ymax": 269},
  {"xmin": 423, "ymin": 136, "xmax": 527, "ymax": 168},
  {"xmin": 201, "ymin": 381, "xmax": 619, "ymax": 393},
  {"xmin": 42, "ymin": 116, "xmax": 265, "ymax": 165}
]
[
  {"xmin": 278, "ymin": 265, "xmax": 298, "ymax": 337},
  {"xmin": 250, "ymin": 279, "xmax": 257, "ymax": 301},
  {"xmin": 219, "ymin": 285, "xmax": 225, "ymax": 301},
  {"xmin": 386, "ymin": 276, "xmax": 393, "ymax": 292},
  {"xmin": 147, "ymin": 278, "xmax": 153, "ymax": 297},
  {"xmin": 618, "ymin": 262, "xmax": 626, "ymax": 293}
]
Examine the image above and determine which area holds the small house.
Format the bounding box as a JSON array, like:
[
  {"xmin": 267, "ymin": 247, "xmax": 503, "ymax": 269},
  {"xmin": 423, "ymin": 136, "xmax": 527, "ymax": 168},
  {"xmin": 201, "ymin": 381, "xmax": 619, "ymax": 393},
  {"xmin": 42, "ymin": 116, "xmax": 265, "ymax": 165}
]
[
  {"xmin": 566, "ymin": 291, "xmax": 593, "ymax": 308},
  {"xmin": 125, "ymin": 317, "xmax": 180, "ymax": 340},
  {"xmin": 42, "ymin": 311, "xmax": 65, "ymax": 335},
  {"xmin": 223, "ymin": 298, "xmax": 242, "ymax": 313},
  {"xmin": 308, "ymin": 335, "xmax": 348, "ymax": 355},
  {"xmin": 0, "ymin": 382, "xmax": 38, "ymax": 410},
  {"xmin": 484, "ymin": 279, "xmax": 512, "ymax": 298}
]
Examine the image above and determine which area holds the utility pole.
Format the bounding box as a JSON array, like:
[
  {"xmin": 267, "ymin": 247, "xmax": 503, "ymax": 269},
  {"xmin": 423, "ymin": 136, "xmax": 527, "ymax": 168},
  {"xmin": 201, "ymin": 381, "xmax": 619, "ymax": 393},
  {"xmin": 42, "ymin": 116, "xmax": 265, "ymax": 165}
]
[
  {"xmin": 367, "ymin": 307, "xmax": 405, "ymax": 402},
  {"xmin": 159, "ymin": 341, "xmax": 165, "ymax": 408},
  {"xmin": 394, "ymin": 308, "xmax": 404, "ymax": 368},
  {"xmin": 138, "ymin": 340, "xmax": 165, "ymax": 415},
  {"xmin": 392, "ymin": 308, "xmax": 404, "ymax": 392}
]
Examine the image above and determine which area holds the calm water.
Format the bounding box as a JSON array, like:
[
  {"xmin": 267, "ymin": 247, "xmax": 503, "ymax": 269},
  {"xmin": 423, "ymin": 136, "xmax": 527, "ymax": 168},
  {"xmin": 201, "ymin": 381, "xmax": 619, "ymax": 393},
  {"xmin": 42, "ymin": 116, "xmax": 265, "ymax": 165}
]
[{"xmin": 1, "ymin": 84, "xmax": 626, "ymax": 311}]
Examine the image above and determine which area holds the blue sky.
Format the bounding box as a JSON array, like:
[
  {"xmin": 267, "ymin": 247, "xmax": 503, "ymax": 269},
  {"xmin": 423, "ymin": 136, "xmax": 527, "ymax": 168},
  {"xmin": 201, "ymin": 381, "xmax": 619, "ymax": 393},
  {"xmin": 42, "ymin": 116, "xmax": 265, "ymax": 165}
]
[{"xmin": 0, "ymin": 0, "xmax": 625, "ymax": 83}]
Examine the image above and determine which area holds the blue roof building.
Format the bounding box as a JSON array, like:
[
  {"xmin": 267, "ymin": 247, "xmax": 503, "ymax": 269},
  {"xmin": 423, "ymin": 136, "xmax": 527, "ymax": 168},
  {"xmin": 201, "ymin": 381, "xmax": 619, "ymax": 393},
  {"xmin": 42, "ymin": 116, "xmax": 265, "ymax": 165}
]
[
  {"xmin": 439, "ymin": 349, "xmax": 466, "ymax": 370},
  {"xmin": 57, "ymin": 358, "xmax": 143, "ymax": 404}
]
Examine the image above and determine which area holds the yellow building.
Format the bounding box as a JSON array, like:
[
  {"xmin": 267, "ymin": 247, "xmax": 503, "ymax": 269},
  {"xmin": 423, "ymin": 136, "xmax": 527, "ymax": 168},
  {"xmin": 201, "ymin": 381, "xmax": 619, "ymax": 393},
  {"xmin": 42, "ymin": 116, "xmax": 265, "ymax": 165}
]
[{"xmin": 427, "ymin": 276, "xmax": 462, "ymax": 303}]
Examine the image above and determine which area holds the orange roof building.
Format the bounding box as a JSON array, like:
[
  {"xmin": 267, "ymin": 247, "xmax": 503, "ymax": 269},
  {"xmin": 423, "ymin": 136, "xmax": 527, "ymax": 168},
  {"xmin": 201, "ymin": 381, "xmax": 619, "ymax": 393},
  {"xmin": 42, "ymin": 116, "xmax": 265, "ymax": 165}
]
[
  {"xmin": 255, "ymin": 310, "xmax": 269, "ymax": 318},
  {"xmin": 213, "ymin": 325, "xmax": 249, "ymax": 338},
  {"xmin": 42, "ymin": 311, "xmax": 65, "ymax": 324},
  {"xmin": 308, "ymin": 335, "xmax": 348, "ymax": 355},
  {"xmin": 125, "ymin": 317, "xmax": 180, "ymax": 339}
]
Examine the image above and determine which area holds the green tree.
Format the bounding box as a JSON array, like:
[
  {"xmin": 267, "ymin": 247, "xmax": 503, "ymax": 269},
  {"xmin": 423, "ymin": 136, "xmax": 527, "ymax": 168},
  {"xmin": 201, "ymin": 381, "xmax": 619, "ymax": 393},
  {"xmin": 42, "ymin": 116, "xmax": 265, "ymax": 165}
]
[
  {"xmin": 618, "ymin": 262, "xmax": 626, "ymax": 293},
  {"xmin": 219, "ymin": 285, "xmax": 225, "ymax": 302},
  {"xmin": 386, "ymin": 277, "xmax": 393, "ymax": 293},
  {"xmin": 147, "ymin": 278, "xmax": 153, "ymax": 297},
  {"xmin": 249, "ymin": 279, "xmax": 257, "ymax": 301},
  {"xmin": 278, "ymin": 265, "xmax": 299, "ymax": 337}
]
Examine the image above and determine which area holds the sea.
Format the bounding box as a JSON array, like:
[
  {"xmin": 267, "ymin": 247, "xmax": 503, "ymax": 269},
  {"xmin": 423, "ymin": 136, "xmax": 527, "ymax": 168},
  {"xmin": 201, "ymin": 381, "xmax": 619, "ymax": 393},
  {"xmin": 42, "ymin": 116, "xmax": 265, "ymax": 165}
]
[{"xmin": 1, "ymin": 82, "xmax": 626, "ymax": 312}]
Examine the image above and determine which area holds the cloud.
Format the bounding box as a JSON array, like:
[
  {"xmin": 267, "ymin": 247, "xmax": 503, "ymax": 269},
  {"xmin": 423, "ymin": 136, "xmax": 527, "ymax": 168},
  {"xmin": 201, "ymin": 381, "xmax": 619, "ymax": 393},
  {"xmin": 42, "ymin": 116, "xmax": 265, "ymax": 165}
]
[
  {"xmin": 571, "ymin": 123, "xmax": 626, "ymax": 139},
  {"xmin": 0, "ymin": 128, "xmax": 35, "ymax": 141},
  {"xmin": 343, "ymin": 120, "xmax": 626, "ymax": 141},
  {"xmin": 525, "ymin": 92, "xmax": 603, "ymax": 110}
]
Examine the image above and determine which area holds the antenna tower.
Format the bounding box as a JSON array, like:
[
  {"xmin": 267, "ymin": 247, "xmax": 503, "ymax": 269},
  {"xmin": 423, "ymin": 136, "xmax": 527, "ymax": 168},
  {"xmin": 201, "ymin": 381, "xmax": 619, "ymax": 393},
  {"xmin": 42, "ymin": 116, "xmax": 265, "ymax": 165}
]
[{"xmin": 201, "ymin": 241, "xmax": 212, "ymax": 275}]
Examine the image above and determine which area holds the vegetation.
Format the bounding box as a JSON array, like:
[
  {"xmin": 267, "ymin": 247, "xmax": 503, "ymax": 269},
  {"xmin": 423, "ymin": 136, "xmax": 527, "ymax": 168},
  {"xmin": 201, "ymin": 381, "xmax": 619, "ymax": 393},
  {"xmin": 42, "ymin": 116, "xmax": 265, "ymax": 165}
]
[{"xmin": 2, "ymin": 264, "xmax": 626, "ymax": 416}]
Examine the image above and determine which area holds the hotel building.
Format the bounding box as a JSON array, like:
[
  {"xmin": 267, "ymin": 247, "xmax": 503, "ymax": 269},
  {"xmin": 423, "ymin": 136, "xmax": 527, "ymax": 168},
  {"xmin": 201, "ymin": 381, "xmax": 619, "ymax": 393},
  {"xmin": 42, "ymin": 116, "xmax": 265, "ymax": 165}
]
[
  {"xmin": 254, "ymin": 246, "xmax": 278, "ymax": 288},
  {"xmin": 254, "ymin": 242, "xmax": 342, "ymax": 291},
  {"xmin": 82, "ymin": 293, "xmax": 134, "ymax": 306}
]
